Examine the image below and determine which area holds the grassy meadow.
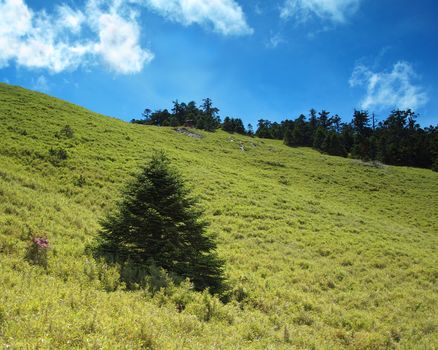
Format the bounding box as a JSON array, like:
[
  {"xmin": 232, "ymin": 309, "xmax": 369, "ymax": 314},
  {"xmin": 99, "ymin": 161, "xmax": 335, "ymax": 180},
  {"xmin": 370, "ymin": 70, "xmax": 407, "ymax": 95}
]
[{"xmin": 0, "ymin": 82, "xmax": 437, "ymax": 349}]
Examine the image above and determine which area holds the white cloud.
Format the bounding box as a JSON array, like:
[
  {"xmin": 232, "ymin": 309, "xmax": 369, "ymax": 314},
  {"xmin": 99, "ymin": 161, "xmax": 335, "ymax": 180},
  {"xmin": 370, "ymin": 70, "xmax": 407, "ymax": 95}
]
[
  {"xmin": 0, "ymin": 0, "xmax": 153, "ymax": 74},
  {"xmin": 56, "ymin": 5, "xmax": 86, "ymax": 33},
  {"xmin": 86, "ymin": 0, "xmax": 154, "ymax": 73},
  {"xmin": 94, "ymin": 12, "xmax": 153, "ymax": 74},
  {"xmin": 280, "ymin": 0, "xmax": 362, "ymax": 23},
  {"xmin": 13, "ymin": 13, "xmax": 93, "ymax": 73},
  {"xmin": 0, "ymin": 0, "xmax": 32, "ymax": 68},
  {"xmin": 0, "ymin": 0, "xmax": 251, "ymax": 74},
  {"xmin": 349, "ymin": 61, "xmax": 429, "ymax": 111},
  {"xmin": 143, "ymin": 0, "xmax": 253, "ymax": 35}
]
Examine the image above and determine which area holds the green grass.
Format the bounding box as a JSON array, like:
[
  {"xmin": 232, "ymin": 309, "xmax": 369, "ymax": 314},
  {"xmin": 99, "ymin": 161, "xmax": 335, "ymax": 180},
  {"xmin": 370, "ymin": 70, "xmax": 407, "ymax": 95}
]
[{"xmin": 0, "ymin": 82, "xmax": 437, "ymax": 349}]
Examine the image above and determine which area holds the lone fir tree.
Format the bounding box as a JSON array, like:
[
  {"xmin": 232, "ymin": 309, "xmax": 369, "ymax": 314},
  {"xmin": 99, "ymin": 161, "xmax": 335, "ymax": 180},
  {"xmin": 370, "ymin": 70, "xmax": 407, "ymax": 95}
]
[{"xmin": 98, "ymin": 151, "xmax": 224, "ymax": 293}]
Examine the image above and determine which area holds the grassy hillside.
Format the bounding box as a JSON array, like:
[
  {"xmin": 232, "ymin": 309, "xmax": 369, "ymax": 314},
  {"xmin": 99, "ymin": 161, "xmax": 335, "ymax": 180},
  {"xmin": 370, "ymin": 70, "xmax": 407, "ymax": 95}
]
[{"xmin": 0, "ymin": 83, "xmax": 437, "ymax": 349}]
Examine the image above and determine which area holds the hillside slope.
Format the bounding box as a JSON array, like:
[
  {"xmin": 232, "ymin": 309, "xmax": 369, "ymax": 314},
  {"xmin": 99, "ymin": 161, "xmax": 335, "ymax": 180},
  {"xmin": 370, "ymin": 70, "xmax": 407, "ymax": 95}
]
[{"xmin": 0, "ymin": 83, "xmax": 437, "ymax": 349}]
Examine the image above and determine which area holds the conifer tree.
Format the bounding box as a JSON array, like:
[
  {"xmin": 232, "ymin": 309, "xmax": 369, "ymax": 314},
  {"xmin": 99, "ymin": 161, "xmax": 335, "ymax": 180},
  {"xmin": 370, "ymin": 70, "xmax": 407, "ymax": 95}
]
[
  {"xmin": 313, "ymin": 126, "xmax": 327, "ymax": 150},
  {"xmin": 307, "ymin": 108, "xmax": 319, "ymax": 144},
  {"xmin": 283, "ymin": 126, "xmax": 294, "ymax": 146},
  {"xmin": 323, "ymin": 132, "xmax": 347, "ymax": 157},
  {"xmin": 291, "ymin": 115, "xmax": 307, "ymax": 146},
  {"xmin": 97, "ymin": 151, "xmax": 225, "ymax": 293}
]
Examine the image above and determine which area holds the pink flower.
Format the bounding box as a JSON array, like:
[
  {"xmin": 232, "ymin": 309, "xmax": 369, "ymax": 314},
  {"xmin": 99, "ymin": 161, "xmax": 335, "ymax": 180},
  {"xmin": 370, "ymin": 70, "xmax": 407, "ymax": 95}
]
[{"xmin": 32, "ymin": 237, "xmax": 49, "ymax": 249}]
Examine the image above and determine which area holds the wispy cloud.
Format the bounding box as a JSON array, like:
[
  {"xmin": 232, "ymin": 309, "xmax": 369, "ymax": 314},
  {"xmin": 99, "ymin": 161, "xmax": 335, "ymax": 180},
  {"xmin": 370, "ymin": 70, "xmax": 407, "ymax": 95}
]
[
  {"xmin": 32, "ymin": 75, "xmax": 50, "ymax": 92},
  {"xmin": 143, "ymin": 0, "xmax": 253, "ymax": 36},
  {"xmin": 254, "ymin": 3, "xmax": 263, "ymax": 15},
  {"xmin": 265, "ymin": 33, "xmax": 286, "ymax": 49},
  {"xmin": 280, "ymin": 0, "xmax": 362, "ymax": 23},
  {"xmin": 57, "ymin": 5, "xmax": 86, "ymax": 34},
  {"xmin": 349, "ymin": 61, "xmax": 429, "ymax": 111}
]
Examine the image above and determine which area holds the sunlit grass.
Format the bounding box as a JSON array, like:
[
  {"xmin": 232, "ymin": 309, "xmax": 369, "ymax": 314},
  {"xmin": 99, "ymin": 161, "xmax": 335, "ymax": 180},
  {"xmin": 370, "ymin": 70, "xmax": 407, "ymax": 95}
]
[{"xmin": 0, "ymin": 83, "xmax": 437, "ymax": 349}]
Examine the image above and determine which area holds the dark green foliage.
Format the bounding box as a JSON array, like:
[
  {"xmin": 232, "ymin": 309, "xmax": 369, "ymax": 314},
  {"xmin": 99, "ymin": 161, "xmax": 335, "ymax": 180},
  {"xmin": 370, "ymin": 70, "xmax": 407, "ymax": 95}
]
[
  {"xmin": 352, "ymin": 109, "xmax": 370, "ymax": 135},
  {"xmin": 199, "ymin": 98, "xmax": 221, "ymax": 132},
  {"xmin": 48, "ymin": 147, "xmax": 68, "ymax": 165},
  {"xmin": 283, "ymin": 118, "xmax": 306, "ymax": 147},
  {"xmin": 246, "ymin": 123, "xmax": 254, "ymax": 136},
  {"xmin": 340, "ymin": 123, "xmax": 354, "ymax": 153},
  {"xmin": 322, "ymin": 132, "xmax": 347, "ymax": 157},
  {"xmin": 132, "ymin": 94, "xmax": 436, "ymax": 169},
  {"xmin": 258, "ymin": 108, "xmax": 437, "ymax": 169},
  {"xmin": 351, "ymin": 135, "xmax": 371, "ymax": 160},
  {"xmin": 375, "ymin": 110, "xmax": 426, "ymax": 166},
  {"xmin": 222, "ymin": 117, "xmax": 233, "ymax": 133},
  {"xmin": 131, "ymin": 99, "xmax": 221, "ymax": 132},
  {"xmin": 351, "ymin": 110, "xmax": 372, "ymax": 159},
  {"xmin": 222, "ymin": 117, "xmax": 246, "ymax": 134},
  {"xmin": 96, "ymin": 152, "xmax": 225, "ymax": 294},
  {"xmin": 291, "ymin": 115, "xmax": 307, "ymax": 146},
  {"xmin": 74, "ymin": 175, "xmax": 86, "ymax": 187},
  {"xmin": 313, "ymin": 127, "xmax": 326, "ymax": 150},
  {"xmin": 308, "ymin": 109, "xmax": 318, "ymax": 130},
  {"xmin": 26, "ymin": 237, "xmax": 49, "ymax": 269},
  {"xmin": 270, "ymin": 122, "xmax": 286, "ymax": 139},
  {"xmin": 255, "ymin": 119, "xmax": 275, "ymax": 139},
  {"xmin": 318, "ymin": 110, "xmax": 333, "ymax": 129},
  {"xmin": 132, "ymin": 108, "xmax": 172, "ymax": 126},
  {"xmin": 56, "ymin": 125, "xmax": 74, "ymax": 138},
  {"xmin": 331, "ymin": 115, "xmax": 342, "ymax": 133},
  {"xmin": 283, "ymin": 126, "xmax": 293, "ymax": 146},
  {"xmin": 256, "ymin": 119, "xmax": 290, "ymax": 140},
  {"xmin": 49, "ymin": 147, "xmax": 68, "ymax": 159}
]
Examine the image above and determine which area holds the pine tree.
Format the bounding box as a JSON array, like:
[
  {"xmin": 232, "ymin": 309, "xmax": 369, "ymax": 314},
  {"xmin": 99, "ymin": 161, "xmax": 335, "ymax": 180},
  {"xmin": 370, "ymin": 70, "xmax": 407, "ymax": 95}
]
[
  {"xmin": 352, "ymin": 110, "xmax": 372, "ymax": 160},
  {"xmin": 247, "ymin": 123, "xmax": 254, "ymax": 136},
  {"xmin": 291, "ymin": 115, "xmax": 307, "ymax": 146},
  {"xmin": 283, "ymin": 126, "xmax": 294, "ymax": 146},
  {"xmin": 307, "ymin": 109, "xmax": 318, "ymax": 145},
  {"xmin": 323, "ymin": 132, "xmax": 347, "ymax": 157},
  {"xmin": 201, "ymin": 98, "xmax": 221, "ymax": 131},
  {"xmin": 313, "ymin": 126, "xmax": 327, "ymax": 150},
  {"xmin": 222, "ymin": 117, "xmax": 233, "ymax": 132},
  {"xmin": 97, "ymin": 151, "xmax": 225, "ymax": 293}
]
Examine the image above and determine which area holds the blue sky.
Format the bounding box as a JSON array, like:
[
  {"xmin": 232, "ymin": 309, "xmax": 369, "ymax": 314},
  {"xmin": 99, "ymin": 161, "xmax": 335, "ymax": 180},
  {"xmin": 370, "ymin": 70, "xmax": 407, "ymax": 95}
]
[{"xmin": 1, "ymin": 0, "xmax": 437, "ymax": 127}]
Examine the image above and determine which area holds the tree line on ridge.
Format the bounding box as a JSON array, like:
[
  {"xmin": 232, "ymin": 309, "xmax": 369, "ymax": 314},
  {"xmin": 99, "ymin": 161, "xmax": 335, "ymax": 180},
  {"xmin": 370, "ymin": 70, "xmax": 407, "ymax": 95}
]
[{"xmin": 131, "ymin": 99, "xmax": 438, "ymax": 171}]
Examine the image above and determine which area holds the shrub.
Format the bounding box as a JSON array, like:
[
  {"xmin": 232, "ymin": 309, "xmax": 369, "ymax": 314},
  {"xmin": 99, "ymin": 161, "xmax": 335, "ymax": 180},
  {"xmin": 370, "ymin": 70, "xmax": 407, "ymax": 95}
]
[
  {"xmin": 97, "ymin": 261, "xmax": 122, "ymax": 292},
  {"xmin": 74, "ymin": 175, "xmax": 86, "ymax": 187},
  {"xmin": 56, "ymin": 125, "xmax": 74, "ymax": 138},
  {"xmin": 432, "ymin": 159, "xmax": 438, "ymax": 172},
  {"xmin": 142, "ymin": 261, "xmax": 174, "ymax": 293},
  {"xmin": 48, "ymin": 147, "xmax": 68, "ymax": 165},
  {"xmin": 0, "ymin": 305, "xmax": 4, "ymax": 326},
  {"xmin": 26, "ymin": 237, "xmax": 49, "ymax": 268}
]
